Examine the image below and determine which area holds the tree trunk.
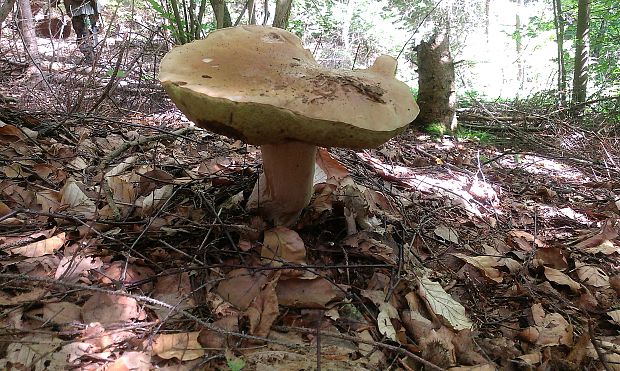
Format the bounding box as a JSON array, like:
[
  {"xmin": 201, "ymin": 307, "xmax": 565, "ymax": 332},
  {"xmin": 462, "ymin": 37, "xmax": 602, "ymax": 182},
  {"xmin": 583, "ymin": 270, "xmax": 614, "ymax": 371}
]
[
  {"xmin": 552, "ymin": 0, "xmax": 566, "ymax": 106},
  {"xmin": 414, "ymin": 28, "xmax": 456, "ymax": 131},
  {"xmin": 0, "ymin": 0, "xmax": 17, "ymax": 25},
  {"xmin": 210, "ymin": 0, "xmax": 231, "ymax": 29},
  {"xmin": 17, "ymin": 0, "xmax": 40, "ymax": 63},
  {"xmin": 572, "ymin": 0, "xmax": 590, "ymax": 105},
  {"xmin": 272, "ymin": 0, "xmax": 291, "ymax": 29},
  {"xmin": 248, "ymin": 0, "xmax": 255, "ymax": 24}
]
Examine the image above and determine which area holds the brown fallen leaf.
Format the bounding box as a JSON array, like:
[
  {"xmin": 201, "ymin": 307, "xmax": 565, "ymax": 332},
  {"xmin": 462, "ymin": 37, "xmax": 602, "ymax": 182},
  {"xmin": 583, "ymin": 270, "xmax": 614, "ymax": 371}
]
[
  {"xmin": 98, "ymin": 261, "xmax": 155, "ymax": 291},
  {"xmin": 42, "ymin": 302, "xmax": 82, "ymax": 324},
  {"xmin": 246, "ymin": 277, "xmax": 279, "ymax": 337},
  {"xmin": 106, "ymin": 351, "xmax": 151, "ymax": 371},
  {"xmin": 261, "ymin": 227, "xmax": 306, "ymax": 270},
  {"xmin": 60, "ymin": 180, "xmax": 97, "ymax": 219},
  {"xmin": 418, "ymin": 276, "xmax": 472, "ymax": 331},
  {"xmin": 216, "ymin": 268, "xmax": 270, "ymax": 310},
  {"xmin": 574, "ymin": 222, "xmax": 618, "ymax": 250},
  {"xmin": 519, "ymin": 304, "xmax": 573, "ymax": 347},
  {"xmin": 9, "ymin": 233, "xmax": 66, "ymax": 257},
  {"xmin": 453, "ymin": 253, "xmax": 503, "ymax": 283},
  {"xmin": 508, "ymin": 230, "xmax": 544, "ymax": 251},
  {"xmin": 543, "ymin": 266, "xmax": 581, "ymax": 292},
  {"xmin": 276, "ymin": 277, "xmax": 347, "ymax": 309},
  {"xmin": 81, "ymin": 293, "xmax": 146, "ymax": 324},
  {"xmin": 152, "ymin": 331, "xmax": 204, "ymax": 361},
  {"xmin": 152, "ymin": 271, "xmax": 195, "ymax": 320},
  {"xmin": 198, "ymin": 316, "xmax": 240, "ymax": 349},
  {"xmin": 314, "ymin": 148, "xmax": 349, "ymax": 184},
  {"xmin": 576, "ymin": 265, "xmax": 610, "ymax": 288},
  {"xmin": 0, "ymin": 287, "xmax": 48, "ymax": 306}
]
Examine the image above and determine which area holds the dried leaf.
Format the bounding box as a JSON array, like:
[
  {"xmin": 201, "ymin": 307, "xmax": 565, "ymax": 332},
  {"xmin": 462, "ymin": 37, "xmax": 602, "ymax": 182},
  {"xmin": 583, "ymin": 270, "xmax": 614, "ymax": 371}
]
[
  {"xmin": 152, "ymin": 331, "xmax": 204, "ymax": 361},
  {"xmin": 608, "ymin": 310, "xmax": 620, "ymax": 326},
  {"xmin": 314, "ymin": 148, "xmax": 349, "ymax": 185},
  {"xmin": 418, "ymin": 276, "xmax": 472, "ymax": 331},
  {"xmin": 520, "ymin": 305, "xmax": 573, "ymax": 347},
  {"xmin": 576, "ymin": 265, "xmax": 610, "ymax": 288},
  {"xmin": 434, "ymin": 225, "xmax": 459, "ymax": 244},
  {"xmin": 106, "ymin": 351, "xmax": 151, "ymax": 371},
  {"xmin": 42, "ymin": 302, "xmax": 82, "ymax": 324},
  {"xmin": 377, "ymin": 302, "xmax": 398, "ymax": 341},
  {"xmin": 9, "ymin": 233, "xmax": 66, "ymax": 257},
  {"xmin": 245, "ymin": 278, "xmax": 279, "ymax": 337},
  {"xmin": 262, "ymin": 227, "xmax": 306, "ymax": 266},
  {"xmin": 152, "ymin": 272, "xmax": 195, "ymax": 319},
  {"xmin": 453, "ymin": 253, "xmax": 503, "ymax": 283},
  {"xmin": 4, "ymin": 334, "xmax": 65, "ymax": 370},
  {"xmin": 216, "ymin": 268, "xmax": 269, "ymax": 310},
  {"xmin": 81, "ymin": 293, "xmax": 145, "ymax": 324},
  {"xmin": 60, "ymin": 180, "xmax": 96, "ymax": 219},
  {"xmin": 544, "ymin": 266, "xmax": 581, "ymax": 292},
  {"xmin": 276, "ymin": 277, "xmax": 347, "ymax": 309},
  {"xmin": 0, "ymin": 288, "xmax": 48, "ymax": 306}
]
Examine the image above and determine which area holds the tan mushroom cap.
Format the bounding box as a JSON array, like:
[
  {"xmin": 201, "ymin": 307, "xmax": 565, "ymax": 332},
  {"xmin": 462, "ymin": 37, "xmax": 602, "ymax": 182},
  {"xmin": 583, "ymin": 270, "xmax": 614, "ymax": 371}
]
[{"xmin": 159, "ymin": 25, "xmax": 419, "ymax": 149}]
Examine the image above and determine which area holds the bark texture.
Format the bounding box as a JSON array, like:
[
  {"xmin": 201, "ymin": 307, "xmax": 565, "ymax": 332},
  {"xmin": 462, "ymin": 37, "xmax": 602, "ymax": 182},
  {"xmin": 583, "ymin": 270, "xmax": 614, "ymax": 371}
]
[
  {"xmin": 272, "ymin": 0, "xmax": 292, "ymax": 29},
  {"xmin": 572, "ymin": 0, "xmax": 590, "ymax": 104},
  {"xmin": 17, "ymin": 0, "xmax": 40, "ymax": 63},
  {"xmin": 0, "ymin": 0, "xmax": 16, "ymax": 24},
  {"xmin": 210, "ymin": 0, "xmax": 232, "ymax": 29},
  {"xmin": 552, "ymin": 0, "xmax": 566, "ymax": 106},
  {"xmin": 414, "ymin": 29, "xmax": 456, "ymax": 131}
]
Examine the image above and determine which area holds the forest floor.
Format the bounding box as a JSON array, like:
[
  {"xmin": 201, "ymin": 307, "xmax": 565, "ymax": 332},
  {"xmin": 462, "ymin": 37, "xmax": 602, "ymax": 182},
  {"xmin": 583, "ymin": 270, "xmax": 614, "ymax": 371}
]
[{"xmin": 1, "ymin": 20, "xmax": 620, "ymax": 371}]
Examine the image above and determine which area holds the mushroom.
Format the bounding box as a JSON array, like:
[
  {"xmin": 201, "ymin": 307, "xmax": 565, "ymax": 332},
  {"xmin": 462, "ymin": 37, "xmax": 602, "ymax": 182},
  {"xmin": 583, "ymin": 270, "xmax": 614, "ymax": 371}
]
[{"xmin": 159, "ymin": 25, "xmax": 419, "ymax": 226}]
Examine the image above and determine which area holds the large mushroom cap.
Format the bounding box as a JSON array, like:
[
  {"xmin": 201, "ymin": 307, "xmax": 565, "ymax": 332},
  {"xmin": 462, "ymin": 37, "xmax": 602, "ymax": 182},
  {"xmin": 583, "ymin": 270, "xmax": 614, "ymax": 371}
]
[{"xmin": 159, "ymin": 25, "xmax": 419, "ymax": 149}]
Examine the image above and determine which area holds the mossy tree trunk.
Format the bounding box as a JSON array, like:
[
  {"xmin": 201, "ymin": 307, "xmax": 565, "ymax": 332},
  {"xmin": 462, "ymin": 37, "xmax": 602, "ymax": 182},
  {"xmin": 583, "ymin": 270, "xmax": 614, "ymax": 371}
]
[{"xmin": 414, "ymin": 28, "xmax": 456, "ymax": 131}]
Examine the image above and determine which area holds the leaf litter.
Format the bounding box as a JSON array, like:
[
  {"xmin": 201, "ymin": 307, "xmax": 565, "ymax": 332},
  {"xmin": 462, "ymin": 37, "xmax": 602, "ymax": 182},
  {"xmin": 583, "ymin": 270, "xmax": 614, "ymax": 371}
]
[{"xmin": 1, "ymin": 68, "xmax": 620, "ymax": 371}]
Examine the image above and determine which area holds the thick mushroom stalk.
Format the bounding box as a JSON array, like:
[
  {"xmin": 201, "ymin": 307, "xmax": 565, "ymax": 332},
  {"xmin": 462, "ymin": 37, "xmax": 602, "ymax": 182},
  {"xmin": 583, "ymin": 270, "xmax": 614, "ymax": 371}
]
[{"xmin": 247, "ymin": 142, "xmax": 317, "ymax": 226}]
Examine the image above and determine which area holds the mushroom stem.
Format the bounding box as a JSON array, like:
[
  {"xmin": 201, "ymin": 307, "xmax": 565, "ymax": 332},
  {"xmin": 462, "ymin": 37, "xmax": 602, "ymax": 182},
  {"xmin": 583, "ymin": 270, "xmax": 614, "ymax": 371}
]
[{"xmin": 247, "ymin": 141, "xmax": 317, "ymax": 226}]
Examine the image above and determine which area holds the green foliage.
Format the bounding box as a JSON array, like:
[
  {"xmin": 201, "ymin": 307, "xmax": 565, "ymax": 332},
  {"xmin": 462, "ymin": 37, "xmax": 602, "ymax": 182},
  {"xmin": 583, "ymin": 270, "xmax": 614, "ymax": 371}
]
[
  {"xmin": 145, "ymin": 0, "xmax": 213, "ymax": 44},
  {"xmin": 529, "ymin": 0, "xmax": 620, "ymax": 100},
  {"xmin": 424, "ymin": 122, "xmax": 446, "ymax": 138},
  {"xmin": 226, "ymin": 355, "xmax": 245, "ymax": 371},
  {"xmin": 457, "ymin": 90, "xmax": 487, "ymax": 108},
  {"xmin": 106, "ymin": 69, "xmax": 126, "ymax": 78},
  {"xmin": 453, "ymin": 128, "xmax": 493, "ymax": 143}
]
